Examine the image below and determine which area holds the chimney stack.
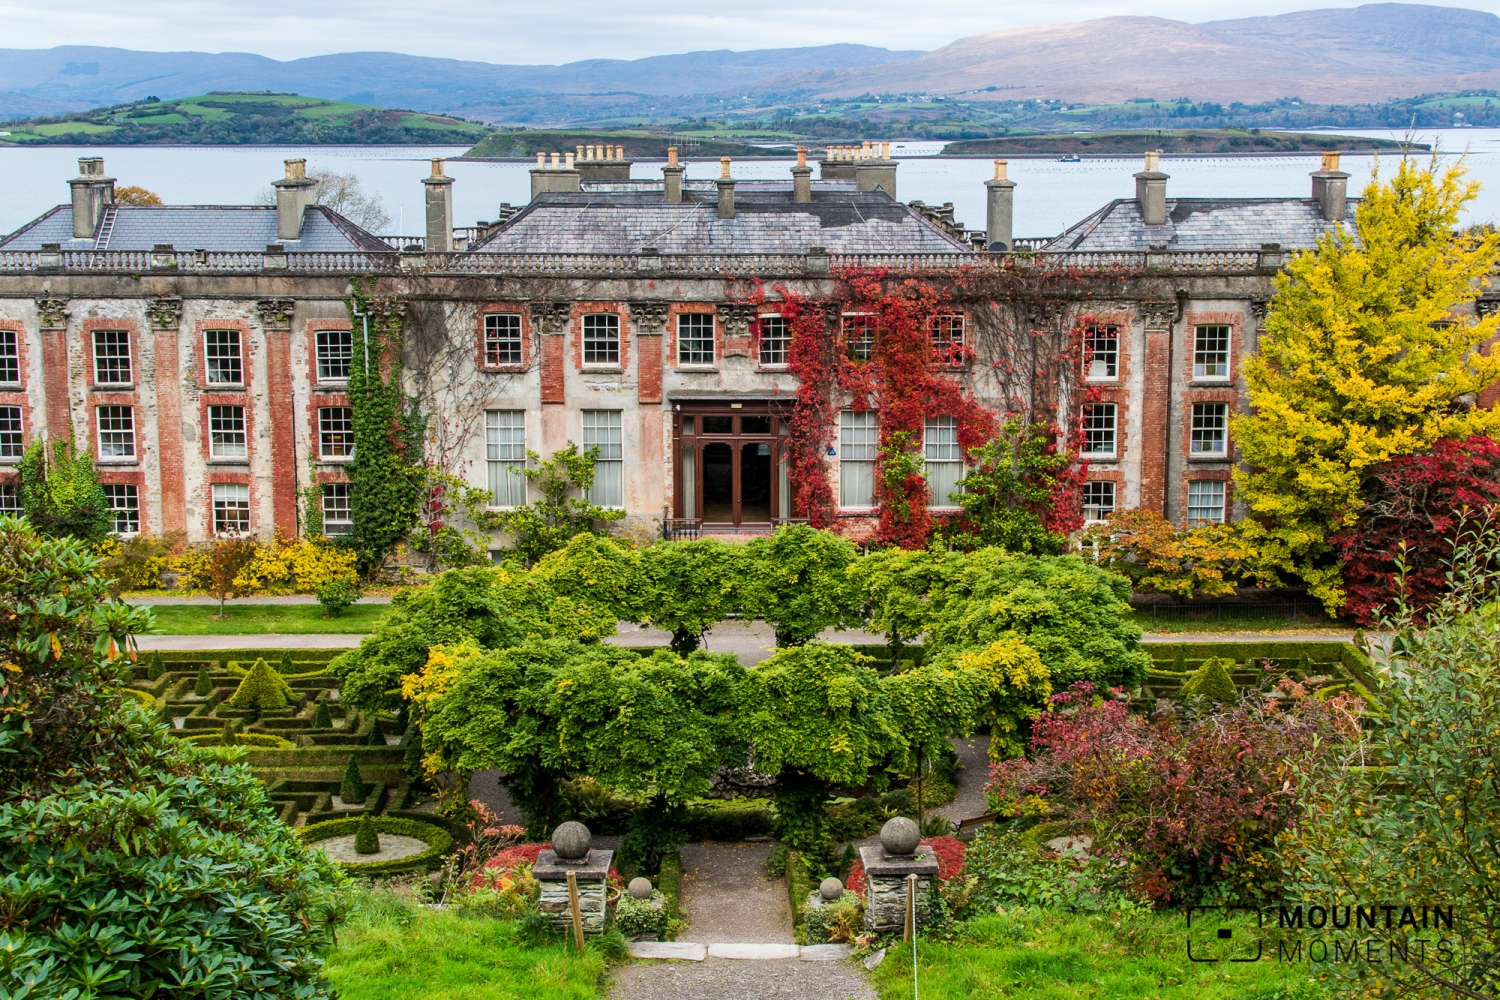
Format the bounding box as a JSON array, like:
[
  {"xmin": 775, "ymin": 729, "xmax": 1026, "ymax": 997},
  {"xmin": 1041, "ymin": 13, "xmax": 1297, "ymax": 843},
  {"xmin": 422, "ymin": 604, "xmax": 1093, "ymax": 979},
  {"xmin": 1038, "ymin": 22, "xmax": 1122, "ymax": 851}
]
[
  {"xmin": 69, "ymin": 157, "xmax": 116, "ymax": 239},
  {"xmin": 854, "ymin": 140, "xmax": 897, "ymax": 199},
  {"xmin": 423, "ymin": 158, "xmax": 454, "ymax": 253},
  {"xmin": 985, "ymin": 160, "xmax": 1016, "ymax": 251},
  {"xmin": 1134, "ymin": 150, "xmax": 1169, "ymax": 227},
  {"xmin": 820, "ymin": 145, "xmax": 856, "ymax": 181},
  {"xmin": 717, "ymin": 157, "xmax": 736, "ymax": 219},
  {"xmin": 663, "ymin": 146, "xmax": 685, "ymax": 204},
  {"xmin": 1310, "ymin": 150, "xmax": 1350, "ymax": 222},
  {"xmin": 791, "ymin": 146, "xmax": 813, "ymax": 203},
  {"xmin": 272, "ymin": 158, "xmax": 316, "ymax": 242},
  {"xmin": 530, "ymin": 151, "xmax": 582, "ymax": 200}
]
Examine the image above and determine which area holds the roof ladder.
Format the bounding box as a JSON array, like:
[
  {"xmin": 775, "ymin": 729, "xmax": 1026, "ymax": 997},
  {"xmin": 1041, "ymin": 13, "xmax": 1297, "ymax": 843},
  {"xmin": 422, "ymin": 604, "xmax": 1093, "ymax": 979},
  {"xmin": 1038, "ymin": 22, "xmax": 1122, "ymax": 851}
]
[{"xmin": 94, "ymin": 206, "xmax": 117, "ymax": 250}]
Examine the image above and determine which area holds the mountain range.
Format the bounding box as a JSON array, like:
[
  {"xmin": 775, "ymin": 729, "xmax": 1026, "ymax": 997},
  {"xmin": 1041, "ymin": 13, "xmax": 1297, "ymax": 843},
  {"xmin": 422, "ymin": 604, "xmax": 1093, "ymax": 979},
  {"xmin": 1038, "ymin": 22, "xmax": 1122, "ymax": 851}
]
[{"xmin": 4, "ymin": 4, "xmax": 1500, "ymax": 123}]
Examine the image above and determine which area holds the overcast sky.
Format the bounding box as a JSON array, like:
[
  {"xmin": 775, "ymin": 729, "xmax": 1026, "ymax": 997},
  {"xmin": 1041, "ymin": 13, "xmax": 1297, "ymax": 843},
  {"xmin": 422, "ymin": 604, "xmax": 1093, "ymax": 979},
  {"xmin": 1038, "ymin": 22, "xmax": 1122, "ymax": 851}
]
[{"xmin": 2, "ymin": 0, "xmax": 1499, "ymax": 62}]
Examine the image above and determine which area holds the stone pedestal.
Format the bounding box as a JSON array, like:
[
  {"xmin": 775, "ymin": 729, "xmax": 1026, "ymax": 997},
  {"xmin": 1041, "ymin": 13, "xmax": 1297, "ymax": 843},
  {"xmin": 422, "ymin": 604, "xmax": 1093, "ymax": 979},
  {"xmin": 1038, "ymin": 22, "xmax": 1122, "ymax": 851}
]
[
  {"xmin": 534, "ymin": 848, "xmax": 614, "ymax": 934},
  {"xmin": 859, "ymin": 845, "xmax": 939, "ymax": 933}
]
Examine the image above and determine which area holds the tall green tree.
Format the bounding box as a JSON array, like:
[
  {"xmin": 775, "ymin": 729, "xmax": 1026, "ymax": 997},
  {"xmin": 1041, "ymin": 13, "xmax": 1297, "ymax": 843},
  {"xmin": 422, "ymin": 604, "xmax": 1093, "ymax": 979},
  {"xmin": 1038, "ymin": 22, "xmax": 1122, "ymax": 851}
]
[
  {"xmin": 16, "ymin": 437, "xmax": 111, "ymax": 542},
  {"xmin": 346, "ymin": 279, "xmax": 424, "ymax": 575},
  {"xmin": 1234, "ymin": 153, "xmax": 1500, "ymax": 611},
  {"xmin": 942, "ymin": 419, "xmax": 1073, "ymax": 555}
]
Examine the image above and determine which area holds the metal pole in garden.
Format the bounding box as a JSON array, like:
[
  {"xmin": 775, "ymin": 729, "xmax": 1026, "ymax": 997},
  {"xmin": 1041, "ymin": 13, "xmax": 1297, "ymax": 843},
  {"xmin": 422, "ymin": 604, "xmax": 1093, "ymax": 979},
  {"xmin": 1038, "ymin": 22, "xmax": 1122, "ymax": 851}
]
[
  {"xmin": 566, "ymin": 871, "xmax": 585, "ymax": 952},
  {"xmin": 908, "ymin": 873, "xmax": 920, "ymax": 1000}
]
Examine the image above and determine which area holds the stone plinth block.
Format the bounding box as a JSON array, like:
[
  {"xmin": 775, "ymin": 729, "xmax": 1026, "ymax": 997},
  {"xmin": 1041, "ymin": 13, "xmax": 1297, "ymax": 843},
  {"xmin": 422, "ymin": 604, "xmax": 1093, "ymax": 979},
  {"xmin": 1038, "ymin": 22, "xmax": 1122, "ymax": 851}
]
[
  {"xmin": 859, "ymin": 845, "xmax": 939, "ymax": 933},
  {"xmin": 534, "ymin": 848, "xmax": 614, "ymax": 934}
]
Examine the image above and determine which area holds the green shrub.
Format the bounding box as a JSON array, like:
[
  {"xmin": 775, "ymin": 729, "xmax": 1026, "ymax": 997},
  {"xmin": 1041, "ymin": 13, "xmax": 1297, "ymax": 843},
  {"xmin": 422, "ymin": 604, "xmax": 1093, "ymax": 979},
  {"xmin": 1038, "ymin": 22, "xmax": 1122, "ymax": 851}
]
[
  {"xmin": 299, "ymin": 815, "xmax": 454, "ymax": 874},
  {"xmin": 226, "ymin": 657, "xmax": 293, "ymax": 712},
  {"xmin": 193, "ymin": 662, "xmax": 213, "ymax": 697},
  {"xmin": 146, "ymin": 651, "xmax": 165, "ymax": 680},
  {"xmin": 403, "ymin": 719, "xmax": 424, "ymax": 780},
  {"xmin": 341, "ymin": 755, "xmax": 369, "ymax": 805},
  {"xmin": 316, "ymin": 575, "xmax": 363, "ymax": 618},
  {"xmin": 1178, "ymin": 657, "xmax": 1239, "ymax": 703},
  {"xmin": 366, "ymin": 717, "xmax": 384, "ymax": 745},
  {"xmin": 683, "ymin": 798, "xmax": 775, "ymax": 841},
  {"xmin": 353, "ymin": 813, "xmax": 380, "ymax": 854},
  {"xmin": 614, "ymin": 890, "xmax": 669, "ymax": 940},
  {"xmin": 739, "ymin": 525, "xmax": 861, "ymax": 647},
  {"xmin": 314, "ymin": 700, "xmax": 333, "ymax": 728},
  {"xmin": 280, "ymin": 650, "xmax": 295, "ymax": 673},
  {"xmin": 221, "ymin": 720, "xmax": 237, "ymax": 746},
  {"xmin": 180, "ymin": 730, "xmax": 297, "ymax": 749},
  {"xmin": 802, "ymin": 890, "xmax": 863, "ymax": 944}
]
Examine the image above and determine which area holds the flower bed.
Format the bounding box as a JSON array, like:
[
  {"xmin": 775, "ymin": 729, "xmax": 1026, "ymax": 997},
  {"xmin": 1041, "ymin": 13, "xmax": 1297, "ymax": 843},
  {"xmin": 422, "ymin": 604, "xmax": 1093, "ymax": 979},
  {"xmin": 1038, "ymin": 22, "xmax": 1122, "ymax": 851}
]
[{"xmin": 299, "ymin": 816, "xmax": 453, "ymax": 875}]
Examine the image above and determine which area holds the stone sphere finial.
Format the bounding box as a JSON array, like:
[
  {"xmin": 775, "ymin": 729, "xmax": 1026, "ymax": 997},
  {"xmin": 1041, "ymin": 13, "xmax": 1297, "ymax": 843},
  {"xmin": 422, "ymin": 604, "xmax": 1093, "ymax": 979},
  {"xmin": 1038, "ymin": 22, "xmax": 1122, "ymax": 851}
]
[
  {"xmin": 628, "ymin": 876, "xmax": 654, "ymax": 899},
  {"xmin": 880, "ymin": 816, "xmax": 921, "ymax": 856},
  {"xmin": 819, "ymin": 876, "xmax": 844, "ymax": 901},
  {"xmin": 551, "ymin": 821, "xmax": 591, "ymax": 860}
]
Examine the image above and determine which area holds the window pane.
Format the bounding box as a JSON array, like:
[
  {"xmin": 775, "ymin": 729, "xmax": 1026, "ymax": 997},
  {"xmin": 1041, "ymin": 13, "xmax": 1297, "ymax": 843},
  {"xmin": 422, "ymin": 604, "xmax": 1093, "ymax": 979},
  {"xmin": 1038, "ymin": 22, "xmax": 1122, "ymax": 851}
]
[
  {"xmin": 209, "ymin": 405, "xmax": 246, "ymax": 459},
  {"xmin": 485, "ymin": 410, "xmax": 527, "ymax": 507},
  {"xmin": 93, "ymin": 330, "xmax": 131, "ymax": 384},
  {"xmin": 212, "ymin": 483, "xmax": 250, "ymax": 535},
  {"xmin": 1085, "ymin": 326, "xmax": 1118, "ymax": 380},
  {"xmin": 1081, "ymin": 403, "xmax": 1116, "ymax": 456},
  {"xmin": 582, "ymin": 314, "xmax": 620, "ymax": 365},
  {"xmin": 485, "ymin": 314, "xmax": 523, "ymax": 366},
  {"xmin": 1082, "ymin": 481, "xmax": 1116, "ymax": 522},
  {"xmin": 322, "ymin": 483, "xmax": 352, "ymax": 535},
  {"xmin": 1188, "ymin": 480, "xmax": 1226, "ymax": 525},
  {"xmin": 0, "ymin": 406, "xmax": 21, "ymax": 458},
  {"xmin": 758, "ymin": 316, "xmax": 790, "ymax": 366},
  {"xmin": 205, "ymin": 330, "xmax": 243, "ymax": 384},
  {"xmin": 103, "ymin": 483, "xmax": 139, "ymax": 534},
  {"xmin": 678, "ymin": 313, "xmax": 715, "ymax": 365},
  {"xmin": 924, "ymin": 416, "xmax": 963, "ymax": 507},
  {"xmin": 1193, "ymin": 325, "xmax": 1230, "ymax": 379},
  {"xmin": 317, "ymin": 329, "xmax": 353, "ymax": 380},
  {"xmin": 932, "ymin": 315, "xmax": 964, "ymax": 364},
  {"xmin": 319, "ymin": 407, "xmax": 354, "ymax": 458},
  {"xmin": 840, "ymin": 410, "xmax": 877, "ymax": 508},
  {"xmin": 97, "ymin": 406, "xmax": 135, "ymax": 457},
  {"xmin": 844, "ymin": 315, "xmax": 875, "ymax": 361},
  {"xmin": 1190, "ymin": 402, "xmax": 1228, "ymax": 455},
  {"xmin": 582, "ymin": 410, "xmax": 623, "ymax": 506},
  {"xmin": 681, "ymin": 444, "xmax": 696, "ymax": 519},
  {"xmin": 0, "ymin": 329, "xmax": 17, "ymax": 384},
  {"xmin": 0, "ymin": 483, "xmax": 20, "ymax": 513}
]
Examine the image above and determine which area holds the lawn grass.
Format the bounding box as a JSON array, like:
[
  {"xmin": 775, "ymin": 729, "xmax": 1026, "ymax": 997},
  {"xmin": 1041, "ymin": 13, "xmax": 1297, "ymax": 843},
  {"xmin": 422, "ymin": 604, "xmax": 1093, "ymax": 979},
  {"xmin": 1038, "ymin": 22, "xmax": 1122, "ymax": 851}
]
[
  {"xmin": 324, "ymin": 890, "xmax": 607, "ymax": 1000},
  {"xmin": 873, "ymin": 909, "xmax": 1332, "ymax": 1000},
  {"xmin": 142, "ymin": 603, "xmax": 385, "ymax": 635}
]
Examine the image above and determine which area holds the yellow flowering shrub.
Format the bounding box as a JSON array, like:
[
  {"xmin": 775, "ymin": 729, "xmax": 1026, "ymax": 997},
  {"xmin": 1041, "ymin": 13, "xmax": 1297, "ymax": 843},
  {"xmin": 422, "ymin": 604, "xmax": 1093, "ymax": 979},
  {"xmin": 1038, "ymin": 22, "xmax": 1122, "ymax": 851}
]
[{"xmin": 167, "ymin": 537, "xmax": 357, "ymax": 595}]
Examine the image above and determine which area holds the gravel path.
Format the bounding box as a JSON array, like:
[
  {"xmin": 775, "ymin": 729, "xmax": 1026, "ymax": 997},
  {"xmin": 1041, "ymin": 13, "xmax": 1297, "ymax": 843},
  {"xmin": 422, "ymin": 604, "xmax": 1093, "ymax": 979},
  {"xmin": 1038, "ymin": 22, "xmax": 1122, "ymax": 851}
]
[
  {"xmin": 611, "ymin": 958, "xmax": 876, "ymax": 1000},
  {"xmin": 933, "ymin": 735, "xmax": 992, "ymax": 824},
  {"xmin": 678, "ymin": 842, "xmax": 792, "ymax": 943},
  {"xmin": 124, "ymin": 595, "xmax": 391, "ymax": 606},
  {"xmin": 607, "ymin": 622, "xmax": 883, "ymax": 668}
]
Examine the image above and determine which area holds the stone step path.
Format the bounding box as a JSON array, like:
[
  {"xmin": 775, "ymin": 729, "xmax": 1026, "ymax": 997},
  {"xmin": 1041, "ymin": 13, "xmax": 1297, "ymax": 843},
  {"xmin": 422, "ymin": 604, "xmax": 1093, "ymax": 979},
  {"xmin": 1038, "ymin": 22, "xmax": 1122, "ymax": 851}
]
[{"xmin": 627, "ymin": 943, "xmax": 849, "ymax": 962}]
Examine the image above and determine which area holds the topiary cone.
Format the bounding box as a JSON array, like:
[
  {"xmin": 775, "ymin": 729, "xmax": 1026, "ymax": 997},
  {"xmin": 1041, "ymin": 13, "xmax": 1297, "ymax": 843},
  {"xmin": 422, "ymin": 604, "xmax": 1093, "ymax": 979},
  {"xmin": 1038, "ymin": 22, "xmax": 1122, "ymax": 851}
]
[
  {"xmin": 227, "ymin": 658, "xmax": 290, "ymax": 713},
  {"xmin": 194, "ymin": 663, "xmax": 213, "ymax": 697},
  {"xmin": 353, "ymin": 813, "xmax": 380, "ymax": 855},
  {"xmin": 280, "ymin": 650, "xmax": 294, "ymax": 674},
  {"xmin": 313, "ymin": 701, "xmax": 333, "ymax": 728},
  {"xmin": 366, "ymin": 718, "xmax": 384, "ymax": 746},
  {"xmin": 403, "ymin": 721, "xmax": 424, "ymax": 783},
  {"xmin": 340, "ymin": 755, "xmax": 368, "ymax": 805},
  {"xmin": 221, "ymin": 720, "xmax": 236, "ymax": 746},
  {"xmin": 1179, "ymin": 656, "xmax": 1239, "ymax": 703},
  {"xmin": 147, "ymin": 651, "xmax": 165, "ymax": 681}
]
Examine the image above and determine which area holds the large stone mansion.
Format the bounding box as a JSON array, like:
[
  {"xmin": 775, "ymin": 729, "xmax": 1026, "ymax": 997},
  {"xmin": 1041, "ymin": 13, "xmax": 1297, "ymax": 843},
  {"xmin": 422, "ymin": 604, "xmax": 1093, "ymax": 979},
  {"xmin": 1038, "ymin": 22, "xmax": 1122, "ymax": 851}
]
[{"xmin": 0, "ymin": 145, "xmax": 1376, "ymax": 546}]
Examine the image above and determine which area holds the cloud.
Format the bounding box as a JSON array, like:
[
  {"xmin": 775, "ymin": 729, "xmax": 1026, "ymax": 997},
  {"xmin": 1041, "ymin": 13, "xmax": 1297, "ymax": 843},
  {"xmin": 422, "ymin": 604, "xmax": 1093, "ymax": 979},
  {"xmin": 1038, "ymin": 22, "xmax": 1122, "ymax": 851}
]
[{"xmin": 2, "ymin": 0, "xmax": 1499, "ymax": 62}]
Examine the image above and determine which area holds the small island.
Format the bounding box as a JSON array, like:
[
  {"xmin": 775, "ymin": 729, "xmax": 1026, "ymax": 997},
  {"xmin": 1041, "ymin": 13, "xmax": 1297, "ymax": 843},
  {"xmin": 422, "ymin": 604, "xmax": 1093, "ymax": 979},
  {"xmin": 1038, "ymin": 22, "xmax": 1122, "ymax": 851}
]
[{"xmin": 942, "ymin": 129, "xmax": 1424, "ymax": 157}]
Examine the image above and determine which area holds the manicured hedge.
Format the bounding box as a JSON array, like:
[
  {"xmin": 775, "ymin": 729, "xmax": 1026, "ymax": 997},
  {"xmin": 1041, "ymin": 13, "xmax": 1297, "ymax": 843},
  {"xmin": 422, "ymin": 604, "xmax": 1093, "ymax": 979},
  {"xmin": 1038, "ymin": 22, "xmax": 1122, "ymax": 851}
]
[
  {"xmin": 180, "ymin": 731, "xmax": 297, "ymax": 749},
  {"xmin": 156, "ymin": 648, "xmax": 344, "ymax": 663},
  {"xmin": 1146, "ymin": 640, "xmax": 1356, "ymax": 664},
  {"xmin": 785, "ymin": 850, "xmax": 814, "ymax": 927},
  {"xmin": 683, "ymin": 799, "xmax": 776, "ymax": 841},
  {"xmin": 298, "ymin": 815, "xmax": 453, "ymax": 874}
]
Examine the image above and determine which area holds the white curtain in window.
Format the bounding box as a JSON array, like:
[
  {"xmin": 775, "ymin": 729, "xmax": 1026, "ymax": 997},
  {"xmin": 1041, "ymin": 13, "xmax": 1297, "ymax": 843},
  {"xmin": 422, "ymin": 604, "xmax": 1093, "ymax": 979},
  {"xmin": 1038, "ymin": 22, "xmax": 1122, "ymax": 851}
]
[
  {"xmin": 583, "ymin": 410, "xmax": 624, "ymax": 507},
  {"xmin": 839, "ymin": 410, "xmax": 877, "ymax": 508},
  {"xmin": 485, "ymin": 410, "xmax": 527, "ymax": 507},
  {"xmin": 924, "ymin": 416, "xmax": 963, "ymax": 507}
]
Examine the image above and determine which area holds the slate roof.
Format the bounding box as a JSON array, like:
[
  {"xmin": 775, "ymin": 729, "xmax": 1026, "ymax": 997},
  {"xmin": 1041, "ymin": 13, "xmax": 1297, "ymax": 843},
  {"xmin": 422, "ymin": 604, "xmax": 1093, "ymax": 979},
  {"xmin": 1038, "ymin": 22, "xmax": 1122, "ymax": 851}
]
[
  {"xmin": 0, "ymin": 205, "xmax": 392, "ymax": 252},
  {"xmin": 474, "ymin": 183, "xmax": 973, "ymax": 255},
  {"xmin": 1043, "ymin": 198, "xmax": 1358, "ymax": 252}
]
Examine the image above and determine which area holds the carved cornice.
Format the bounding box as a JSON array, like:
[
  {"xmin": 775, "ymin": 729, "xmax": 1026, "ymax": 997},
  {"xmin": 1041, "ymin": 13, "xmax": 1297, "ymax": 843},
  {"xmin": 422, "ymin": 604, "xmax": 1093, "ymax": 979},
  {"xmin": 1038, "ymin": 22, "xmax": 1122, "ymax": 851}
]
[
  {"xmin": 628, "ymin": 301, "xmax": 669, "ymax": 333},
  {"xmin": 719, "ymin": 304, "xmax": 757, "ymax": 338},
  {"xmin": 255, "ymin": 297, "xmax": 295, "ymax": 330},
  {"xmin": 1477, "ymin": 298, "xmax": 1500, "ymax": 319},
  {"xmin": 1139, "ymin": 300, "xmax": 1176, "ymax": 332},
  {"xmin": 36, "ymin": 297, "xmax": 68, "ymax": 329},
  {"xmin": 147, "ymin": 296, "xmax": 184, "ymax": 330},
  {"xmin": 1025, "ymin": 300, "xmax": 1068, "ymax": 331},
  {"xmin": 530, "ymin": 300, "xmax": 571, "ymax": 335},
  {"xmin": 1249, "ymin": 300, "xmax": 1271, "ymax": 322}
]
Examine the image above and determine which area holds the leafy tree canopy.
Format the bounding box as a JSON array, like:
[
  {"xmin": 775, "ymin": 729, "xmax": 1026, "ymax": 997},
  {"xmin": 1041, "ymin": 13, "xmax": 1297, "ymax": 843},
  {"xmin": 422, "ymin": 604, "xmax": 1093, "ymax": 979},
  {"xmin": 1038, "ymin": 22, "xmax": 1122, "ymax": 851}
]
[
  {"xmin": 942, "ymin": 419, "xmax": 1073, "ymax": 555},
  {"xmin": 637, "ymin": 538, "xmax": 747, "ymax": 652},
  {"xmin": 497, "ymin": 443, "xmax": 625, "ymax": 565},
  {"xmin": 740, "ymin": 525, "xmax": 862, "ymax": 646},
  {"xmin": 1234, "ymin": 153, "xmax": 1500, "ymax": 611}
]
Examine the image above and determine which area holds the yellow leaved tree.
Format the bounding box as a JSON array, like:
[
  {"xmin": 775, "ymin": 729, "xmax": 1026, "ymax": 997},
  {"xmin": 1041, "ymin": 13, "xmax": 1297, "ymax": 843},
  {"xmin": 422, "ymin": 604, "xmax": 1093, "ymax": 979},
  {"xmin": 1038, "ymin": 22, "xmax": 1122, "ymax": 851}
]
[{"xmin": 1234, "ymin": 153, "xmax": 1500, "ymax": 612}]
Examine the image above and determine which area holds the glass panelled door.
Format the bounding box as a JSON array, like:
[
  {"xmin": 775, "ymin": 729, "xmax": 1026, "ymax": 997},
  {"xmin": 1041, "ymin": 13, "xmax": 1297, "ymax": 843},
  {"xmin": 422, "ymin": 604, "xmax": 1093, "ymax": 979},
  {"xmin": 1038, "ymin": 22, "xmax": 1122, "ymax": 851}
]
[{"xmin": 675, "ymin": 407, "xmax": 787, "ymax": 527}]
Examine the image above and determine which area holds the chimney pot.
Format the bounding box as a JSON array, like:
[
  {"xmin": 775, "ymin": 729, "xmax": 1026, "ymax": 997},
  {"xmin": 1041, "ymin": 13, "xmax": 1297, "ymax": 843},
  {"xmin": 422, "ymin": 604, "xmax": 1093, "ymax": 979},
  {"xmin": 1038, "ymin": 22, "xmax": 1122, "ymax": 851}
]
[
  {"xmin": 430, "ymin": 157, "xmax": 445, "ymax": 178},
  {"xmin": 667, "ymin": 145, "xmax": 679, "ymax": 166},
  {"xmin": 1143, "ymin": 150, "xmax": 1161, "ymax": 173},
  {"xmin": 994, "ymin": 159, "xmax": 1007, "ymax": 181},
  {"xmin": 797, "ymin": 146, "xmax": 807, "ymax": 168},
  {"xmin": 536, "ymin": 152, "xmax": 546, "ymax": 168},
  {"xmin": 881, "ymin": 141, "xmax": 890, "ymax": 159},
  {"xmin": 550, "ymin": 152, "xmax": 560, "ymax": 169},
  {"xmin": 720, "ymin": 156, "xmax": 732, "ymax": 179},
  {"xmin": 565, "ymin": 152, "xmax": 575, "ymax": 169}
]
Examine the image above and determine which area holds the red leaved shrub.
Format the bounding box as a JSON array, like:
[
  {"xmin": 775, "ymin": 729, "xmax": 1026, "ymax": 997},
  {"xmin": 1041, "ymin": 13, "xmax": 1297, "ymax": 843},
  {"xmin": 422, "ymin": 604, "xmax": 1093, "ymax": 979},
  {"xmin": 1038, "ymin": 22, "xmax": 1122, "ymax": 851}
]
[
  {"xmin": 1332, "ymin": 434, "xmax": 1500, "ymax": 623},
  {"xmin": 988, "ymin": 682, "xmax": 1360, "ymax": 905},
  {"xmin": 845, "ymin": 835, "xmax": 967, "ymax": 896}
]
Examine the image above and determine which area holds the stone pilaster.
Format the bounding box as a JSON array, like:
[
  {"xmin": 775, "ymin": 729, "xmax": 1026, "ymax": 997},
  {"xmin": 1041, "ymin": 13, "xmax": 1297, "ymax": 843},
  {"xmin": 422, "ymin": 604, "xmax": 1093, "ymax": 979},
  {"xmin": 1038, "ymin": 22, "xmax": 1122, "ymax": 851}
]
[
  {"xmin": 858, "ymin": 845, "xmax": 939, "ymax": 933},
  {"xmin": 534, "ymin": 848, "xmax": 615, "ymax": 934}
]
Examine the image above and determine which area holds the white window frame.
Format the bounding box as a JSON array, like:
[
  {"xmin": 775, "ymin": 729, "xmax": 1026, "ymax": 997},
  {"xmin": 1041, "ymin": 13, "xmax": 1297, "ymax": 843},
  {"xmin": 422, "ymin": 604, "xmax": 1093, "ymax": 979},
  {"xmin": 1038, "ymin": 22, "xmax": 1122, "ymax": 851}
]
[
  {"xmin": 316, "ymin": 329, "xmax": 353, "ymax": 382},
  {"xmin": 758, "ymin": 315, "xmax": 790, "ymax": 367},
  {"xmin": 485, "ymin": 409, "xmax": 527, "ymax": 509},
  {"xmin": 677, "ymin": 313, "xmax": 715, "ymax": 367},
  {"xmin": 321, "ymin": 482, "xmax": 352, "ymax": 535},
  {"xmin": 1193, "ymin": 325, "xmax": 1231, "ymax": 381},
  {"xmin": 839, "ymin": 410, "xmax": 878, "ymax": 509},
  {"xmin": 1187, "ymin": 480, "xmax": 1227, "ymax": 526},
  {"xmin": 843, "ymin": 313, "xmax": 876, "ymax": 361},
  {"xmin": 0, "ymin": 329, "xmax": 18, "ymax": 386},
  {"xmin": 1190, "ymin": 402, "xmax": 1229, "ymax": 457},
  {"xmin": 582, "ymin": 409, "xmax": 623, "ymax": 507},
  {"xmin": 1080, "ymin": 403, "xmax": 1117, "ymax": 458},
  {"xmin": 484, "ymin": 313, "xmax": 523, "ymax": 367},
  {"xmin": 103, "ymin": 483, "xmax": 140, "ymax": 534},
  {"xmin": 97, "ymin": 405, "xmax": 135, "ymax": 458},
  {"xmin": 212, "ymin": 482, "xmax": 250, "ymax": 535},
  {"xmin": 318, "ymin": 406, "xmax": 354, "ymax": 459},
  {"xmin": 0, "ymin": 406, "xmax": 21, "ymax": 459},
  {"xmin": 208, "ymin": 405, "xmax": 247, "ymax": 460},
  {"xmin": 582, "ymin": 314, "xmax": 620, "ymax": 367},
  {"xmin": 0, "ymin": 482, "xmax": 20, "ymax": 513},
  {"xmin": 204, "ymin": 329, "xmax": 244, "ymax": 385},
  {"xmin": 92, "ymin": 329, "xmax": 132, "ymax": 386},
  {"xmin": 931, "ymin": 314, "xmax": 965, "ymax": 364},
  {"xmin": 1084, "ymin": 325, "xmax": 1118, "ymax": 381},
  {"xmin": 924, "ymin": 415, "xmax": 964, "ymax": 509},
  {"xmin": 1082, "ymin": 481, "xmax": 1116, "ymax": 523}
]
